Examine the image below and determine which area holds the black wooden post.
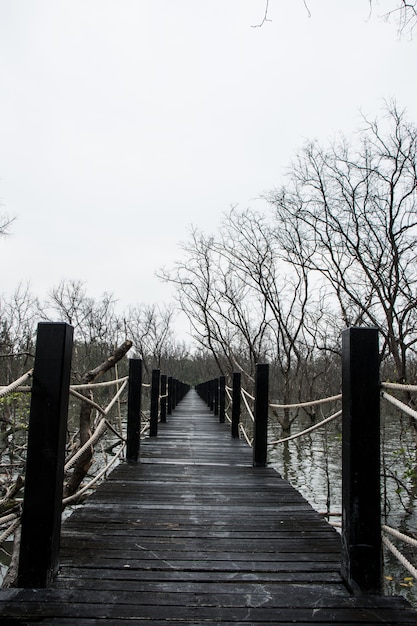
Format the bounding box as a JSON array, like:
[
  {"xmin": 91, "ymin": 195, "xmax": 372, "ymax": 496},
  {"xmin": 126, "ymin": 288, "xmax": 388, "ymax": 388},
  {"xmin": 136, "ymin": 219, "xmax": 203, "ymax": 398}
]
[
  {"xmin": 219, "ymin": 376, "xmax": 226, "ymax": 423},
  {"xmin": 253, "ymin": 363, "xmax": 269, "ymax": 468},
  {"xmin": 231, "ymin": 372, "xmax": 241, "ymax": 438},
  {"xmin": 209, "ymin": 379, "xmax": 215, "ymax": 412},
  {"xmin": 341, "ymin": 326, "xmax": 382, "ymax": 594},
  {"xmin": 160, "ymin": 374, "xmax": 167, "ymax": 423},
  {"xmin": 203, "ymin": 381, "xmax": 209, "ymax": 404},
  {"xmin": 172, "ymin": 378, "xmax": 178, "ymax": 409},
  {"xmin": 18, "ymin": 322, "xmax": 73, "ymax": 588},
  {"xmin": 126, "ymin": 358, "xmax": 142, "ymax": 463},
  {"xmin": 167, "ymin": 376, "xmax": 173, "ymax": 415},
  {"xmin": 214, "ymin": 378, "xmax": 219, "ymax": 416},
  {"xmin": 149, "ymin": 369, "xmax": 160, "ymax": 437},
  {"xmin": 207, "ymin": 380, "xmax": 212, "ymax": 410}
]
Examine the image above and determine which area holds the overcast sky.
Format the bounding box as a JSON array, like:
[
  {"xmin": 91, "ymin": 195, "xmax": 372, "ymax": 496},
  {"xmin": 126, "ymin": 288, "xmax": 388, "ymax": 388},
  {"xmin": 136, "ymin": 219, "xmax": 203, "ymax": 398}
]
[{"xmin": 0, "ymin": 1, "xmax": 416, "ymax": 322}]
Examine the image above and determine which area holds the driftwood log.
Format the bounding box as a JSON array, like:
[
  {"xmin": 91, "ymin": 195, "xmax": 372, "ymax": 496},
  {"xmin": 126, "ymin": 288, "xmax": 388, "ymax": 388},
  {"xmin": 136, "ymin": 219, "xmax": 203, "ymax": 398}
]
[{"xmin": 63, "ymin": 340, "xmax": 132, "ymax": 499}]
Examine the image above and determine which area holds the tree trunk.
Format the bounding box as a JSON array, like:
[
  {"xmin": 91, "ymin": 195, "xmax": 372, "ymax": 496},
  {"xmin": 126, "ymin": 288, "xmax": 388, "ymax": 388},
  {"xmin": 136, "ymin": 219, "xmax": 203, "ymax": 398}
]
[{"xmin": 64, "ymin": 340, "xmax": 132, "ymax": 499}]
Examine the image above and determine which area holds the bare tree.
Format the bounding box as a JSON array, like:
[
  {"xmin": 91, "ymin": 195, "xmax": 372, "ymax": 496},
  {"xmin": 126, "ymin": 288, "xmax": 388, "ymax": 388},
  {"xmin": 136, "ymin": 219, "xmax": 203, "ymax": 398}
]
[
  {"xmin": 254, "ymin": 1, "xmax": 417, "ymax": 35},
  {"xmin": 0, "ymin": 284, "xmax": 38, "ymax": 379},
  {"xmin": 267, "ymin": 103, "xmax": 417, "ymax": 384},
  {"xmin": 211, "ymin": 208, "xmax": 318, "ymax": 431},
  {"xmin": 0, "ymin": 214, "xmax": 15, "ymax": 237},
  {"xmin": 162, "ymin": 211, "xmax": 325, "ymax": 432},
  {"xmin": 124, "ymin": 303, "xmax": 177, "ymax": 376},
  {"xmin": 160, "ymin": 226, "xmax": 272, "ymax": 382},
  {"xmin": 159, "ymin": 229, "xmax": 232, "ymax": 376},
  {"xmin": 44, "ymin": 279, "xmax": 125, "ymax": 377},
  {"xmin": 377, "ymin": 0, "xmax": 417, "ymax": 35}
]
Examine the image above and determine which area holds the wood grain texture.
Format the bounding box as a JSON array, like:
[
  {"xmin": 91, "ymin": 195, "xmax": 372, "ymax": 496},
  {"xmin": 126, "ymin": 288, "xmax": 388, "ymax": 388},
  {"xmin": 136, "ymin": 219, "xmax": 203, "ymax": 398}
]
[{"xmin": 1, "ymin": 389, "xmax": 416, "ymax": 624}]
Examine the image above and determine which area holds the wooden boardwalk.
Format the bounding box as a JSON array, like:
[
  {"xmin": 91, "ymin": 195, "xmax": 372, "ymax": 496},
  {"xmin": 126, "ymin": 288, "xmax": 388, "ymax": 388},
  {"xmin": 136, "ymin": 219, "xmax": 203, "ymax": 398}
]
[{"xmin": 1, "ymin": 389, "xmax": 417, "ymax": 624}]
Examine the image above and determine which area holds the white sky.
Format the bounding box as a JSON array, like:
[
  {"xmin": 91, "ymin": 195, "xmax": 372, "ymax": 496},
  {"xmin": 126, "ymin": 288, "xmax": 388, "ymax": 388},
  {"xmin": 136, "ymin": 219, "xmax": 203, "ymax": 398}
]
[{"xmin": 0, "ymin": 1, "xmax": 416, "ymax": 322}]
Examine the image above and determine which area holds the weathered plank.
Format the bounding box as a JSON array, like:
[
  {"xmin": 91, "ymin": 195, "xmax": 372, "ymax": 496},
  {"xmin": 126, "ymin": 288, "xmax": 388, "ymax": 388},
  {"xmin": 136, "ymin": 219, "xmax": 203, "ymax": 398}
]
[{"xmin": 1, "ymin": 389, "xmax": 417, "ymax": 624}]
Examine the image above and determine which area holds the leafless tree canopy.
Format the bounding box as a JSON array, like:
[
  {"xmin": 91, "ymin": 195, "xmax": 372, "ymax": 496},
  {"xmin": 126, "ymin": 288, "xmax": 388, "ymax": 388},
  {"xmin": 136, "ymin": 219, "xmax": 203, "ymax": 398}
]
[
  {"xmin": 379, "ymin": 0, "xmax": 417, "ymax": 35},
  {"xmin": 163, "ymin": 103, "xmax": 417, "ymax": 428},
  {"xmin": 254, "ymin": 1, "xmax": 417, "ymax": 35}
]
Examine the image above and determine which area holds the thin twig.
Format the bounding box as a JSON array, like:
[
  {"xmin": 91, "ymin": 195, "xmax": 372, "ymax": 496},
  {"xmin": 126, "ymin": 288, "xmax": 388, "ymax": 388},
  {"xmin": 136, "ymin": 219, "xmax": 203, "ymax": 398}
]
[{"xmin": 251, "ymin": 0, "xmax": 271, "ymax": 28}]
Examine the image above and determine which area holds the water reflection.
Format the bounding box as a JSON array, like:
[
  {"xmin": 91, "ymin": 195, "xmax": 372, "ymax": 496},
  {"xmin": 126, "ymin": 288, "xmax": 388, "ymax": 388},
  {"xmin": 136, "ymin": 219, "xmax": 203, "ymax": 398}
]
[{"xmin": 268, "ymin": 409, "xmax": 417, "ymax": 607}]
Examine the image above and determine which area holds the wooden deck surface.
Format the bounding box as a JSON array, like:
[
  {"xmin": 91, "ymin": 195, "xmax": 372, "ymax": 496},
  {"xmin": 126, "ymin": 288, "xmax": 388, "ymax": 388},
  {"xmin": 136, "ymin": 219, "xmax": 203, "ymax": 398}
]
[{"xmin": 1, "ymin": 389, "xmax": 417, "ymax": 624}]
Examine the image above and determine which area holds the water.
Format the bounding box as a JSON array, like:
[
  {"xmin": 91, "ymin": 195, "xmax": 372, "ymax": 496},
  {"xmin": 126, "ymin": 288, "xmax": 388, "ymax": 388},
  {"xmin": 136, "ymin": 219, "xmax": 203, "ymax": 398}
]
[
  {"xmin": 268, "ymin": 409, "xmax": 417, "ymax": 607},
  {"xmin": 0, "ymin": 395, "xmax": 128, "ymax": 587}
]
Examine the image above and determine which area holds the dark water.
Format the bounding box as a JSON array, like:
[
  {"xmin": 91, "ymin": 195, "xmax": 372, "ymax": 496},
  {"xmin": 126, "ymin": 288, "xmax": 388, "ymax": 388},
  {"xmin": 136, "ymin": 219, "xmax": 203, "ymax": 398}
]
[{"xmin": 268, "ymin": 409, "xmax": 417, "ymax": 607}]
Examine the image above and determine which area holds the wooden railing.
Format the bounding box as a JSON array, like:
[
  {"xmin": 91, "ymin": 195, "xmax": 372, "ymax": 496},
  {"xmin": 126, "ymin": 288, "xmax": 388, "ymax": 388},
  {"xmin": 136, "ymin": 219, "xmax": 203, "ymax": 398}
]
[
  {"xmin": 197, "ymin": 327, "xmax": 382, "ymax": 595},
  {"xmin": 8, "ymin": 322, "xmax": 189, "ymax": 588},
  {"xmin": 126, "ymin": 360, "xmax": 189, "ymax": 460},
  {"xmin": 196, "ymin": 363, "xmax": 270, "ymax": 468},
  {"xmin": 6, "ymin": 323, "xmax": 416, "ymax": 598}
]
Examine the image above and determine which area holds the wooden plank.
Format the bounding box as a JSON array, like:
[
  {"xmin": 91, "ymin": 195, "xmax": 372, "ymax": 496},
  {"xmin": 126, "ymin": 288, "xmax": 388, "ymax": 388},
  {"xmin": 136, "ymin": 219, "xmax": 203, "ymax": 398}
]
[
  {"xmin": 1, "ymin": 596, "xmax": 417, "ymax": 624},
  {"xmin": 1, "ymin": 389, "xmax": 417, "ymax": 624}
]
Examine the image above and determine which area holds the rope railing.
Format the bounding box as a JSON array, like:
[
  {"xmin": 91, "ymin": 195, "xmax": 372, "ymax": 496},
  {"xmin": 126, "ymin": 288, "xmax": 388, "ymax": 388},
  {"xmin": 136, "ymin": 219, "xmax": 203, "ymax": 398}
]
[
  {"xmin": 224, "ymin": 386, "xmax": 233, "ymax": 424},
  {"xmin": 266, "ymin": 382, "xmax": 417, "ymax": 582},
  {"xmin": 141, "ymin": 417, "xmax": 150, "ymax": 436},
  {"xmin": 241, "ymin": 387, "xmax": 255, "ymax": 422},
  {"xmin": 381, "ymin": 381, "xmax": 417, "ymax": 392},
  {"xmin": 269, "ymin": 409, "xmax": 342, "ymax": 445},
  {"xmin": 199, "ymin": 376, "xmax": 343, "ymax": 449},
  {"xmin": 239, "ymin": 422, "xmax": 253, "ymax": 447},
  {"xmin": 0, "ymin": 366, "xmax": 185, "ymax": 554},
  {"xmin": 0, "ymin": 369, "xmax": 33, "ymax": 398},
  {"xmin": 239, "ymin": 385, "xmax": 343, "ymax": 446},
  {"xmin": 64, "ymin": 380, "xmax": 129, "ymax": 471},
  {"xmin": 62, "ymin": 444, "xmax": 126, "ymax": 506},
  {"xmin": 241, "ymin": 387, "xmax": 255, "ymax": 401},
  {"xmin": 201, "ymin": 374, "xmax": 417, "ymax": 460},
  {"xmin": 0, "ymin": 512, "xmax": 19, "ymax": 527},
  {"xmin": 102, "ymin": 380, "xmax": 128, "ymax": 416},
  {"xmin": 69, "ymin": 388, "xmax": 108, "ymax": 414},
  {"xmin": 70, "ymin": 384, "xmax": 130, "ymax": 463},
  {"xmin": 197, "ymin": 343, "xmax": 417, "ymax": 595},
  {"xmin": 269, "ymin": 393, "xmax": 342, "ymax": 410},
  {"xmin": 382, "ymin": 536, "xmax": 417, "ymax": 580},
  {"xmin": 0, "ymin": 324, "xmax": 192, "ymax": 590},
  {"xmin": 0, "ymin": 365, "xmax": 132, "ymax": 556},
  {"xmin": 0, "ymin": 518, "xmax": 20, "ymax": 544},
  {"xmin": 381, "ymin": 526, "xmax": 417, "ymax": 582},
  {"xmin": 0, "ymin": 373, "xmax": 130, "ymax": 397},
  {"xmin": 4, "ymin": 324, "xmax": 415, "ymax": 593},
  {"xmin": 64, "ymin": 418, "xmax": 108, "ymax": 472},
  {"xmin": 70, "ymin": 376, "xmax": 129, "ymax": 390},
  {"xmin": 105, "ymin": 417, "xmax": 127, "ymax": 442},
  {"xmin": 383, "ymin": 525, "xmax": 417, "ymax": 548},
  {"xmin": 378, "ymin": 383, "xmax": 417, "ymax": 581},
  {"xmin": 381, "ymin": 388, "xmax": 417, "ymax": 422}
]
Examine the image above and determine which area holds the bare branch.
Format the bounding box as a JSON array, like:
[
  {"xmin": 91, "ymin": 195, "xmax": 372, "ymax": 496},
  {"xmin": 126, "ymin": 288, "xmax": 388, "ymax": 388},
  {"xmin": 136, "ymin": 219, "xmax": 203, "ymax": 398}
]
[
  {"xmin": 375, "ymin": 0, "xmax": 417, "ymax": 36},
  {"xmin": 252, "ymin": 0, "xmax": 311, "ymax": 28},
  {"xmin": 303, "ymin": 0, "xmax": 312, "ymax": 19},
  {"xmin": 251, "ymin": 0, "xmax": 271, "ymax": 28}
]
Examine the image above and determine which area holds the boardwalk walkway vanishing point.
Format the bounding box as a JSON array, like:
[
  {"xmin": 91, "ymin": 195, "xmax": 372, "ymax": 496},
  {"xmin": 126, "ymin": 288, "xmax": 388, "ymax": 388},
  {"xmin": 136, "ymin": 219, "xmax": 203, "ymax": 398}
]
[{"xmin": 1, "ymin": 389, "xmax": 417, "ymax": 624}]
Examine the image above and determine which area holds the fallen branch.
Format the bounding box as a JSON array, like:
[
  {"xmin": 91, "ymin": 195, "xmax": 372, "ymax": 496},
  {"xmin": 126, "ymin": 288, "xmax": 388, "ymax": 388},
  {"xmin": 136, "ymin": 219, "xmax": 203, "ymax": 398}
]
[
  {"xmin": 63, "ymin": 340, "xmax": 132, "ymax": 498},
  {"xmin": 2, "ymin": 525, "xmax": 21, "ymax": 588},
  {"xmin": 0, "ymin": 476, "xmax": 24, "ymax": 514}
]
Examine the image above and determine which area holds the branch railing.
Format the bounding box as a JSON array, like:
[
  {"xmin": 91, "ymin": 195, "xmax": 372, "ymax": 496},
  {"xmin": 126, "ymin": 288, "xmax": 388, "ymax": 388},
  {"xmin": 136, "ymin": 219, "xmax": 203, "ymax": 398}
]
[
  {"xmin": 0, "ymin": 322, "xmax": 190, "ymax": 589},
  {"xmin": 378, "ymin": 381, "xmax": 417, "ymax": 582},
  {"xmin": 0, "ymin": 369, "xmax": 133, "ymax": 567},
  {"xmin": 196, "ymin": 327, "xmax": 417, "ymax": 596}
]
